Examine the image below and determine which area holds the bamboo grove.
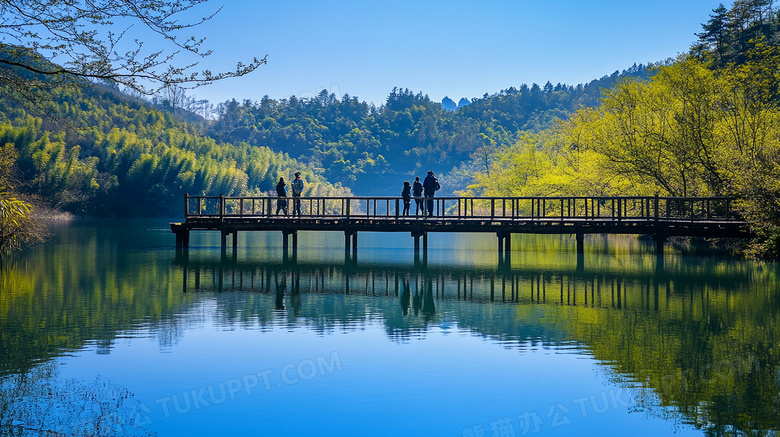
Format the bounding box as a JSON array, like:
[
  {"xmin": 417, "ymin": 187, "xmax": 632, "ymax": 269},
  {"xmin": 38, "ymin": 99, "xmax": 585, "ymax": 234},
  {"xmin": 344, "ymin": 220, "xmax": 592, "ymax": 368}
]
[{"xmin": 0, "ymin": 83, "xmax": 350, "ymax": 222}]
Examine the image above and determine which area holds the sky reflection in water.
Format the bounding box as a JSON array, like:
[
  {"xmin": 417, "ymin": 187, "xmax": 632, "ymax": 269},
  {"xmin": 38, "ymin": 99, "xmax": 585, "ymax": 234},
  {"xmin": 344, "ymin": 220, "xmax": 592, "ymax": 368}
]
[{"xmin": 2, "ymin": 220, "xmax": 776, "ymax": 436}]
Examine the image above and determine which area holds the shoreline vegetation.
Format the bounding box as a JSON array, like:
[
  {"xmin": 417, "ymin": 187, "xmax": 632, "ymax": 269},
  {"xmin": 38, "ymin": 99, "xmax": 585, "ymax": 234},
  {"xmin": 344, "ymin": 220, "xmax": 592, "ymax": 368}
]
[{"xmin": 2, "ymin": 2, "xmax": 780, "ymax": 257}]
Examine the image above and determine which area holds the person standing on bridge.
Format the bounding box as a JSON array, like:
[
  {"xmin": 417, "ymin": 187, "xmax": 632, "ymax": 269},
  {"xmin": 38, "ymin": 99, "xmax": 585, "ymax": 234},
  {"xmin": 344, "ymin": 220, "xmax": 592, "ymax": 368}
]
[
  {"xmin": 401, "ymin": 181, "xmax": 412, "ymax": 216},
  {"xmin": 422, "ymin": 170, "xmax": 440, "ymax": 217},
  {"xmin": 275, "ymin": 177, "xmax": 288, "ymax": 215},
  {"xmin": 291, "ymin": 172, "xmax": 305, "ymax": 216},
  {"xmin": 412, "ymin": 176, "xmax": 424, "ymax": 215}
]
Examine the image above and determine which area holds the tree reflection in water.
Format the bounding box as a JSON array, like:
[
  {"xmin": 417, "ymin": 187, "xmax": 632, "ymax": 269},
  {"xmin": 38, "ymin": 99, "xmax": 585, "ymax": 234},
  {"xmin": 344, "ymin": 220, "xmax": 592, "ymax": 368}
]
[
  {"xmin": 1, "ymin": 226, "xmax": 779, "ymax": 435},
  {"xmin": 177, "ymin": 256, "xmax": 780, "ymax": 435}
]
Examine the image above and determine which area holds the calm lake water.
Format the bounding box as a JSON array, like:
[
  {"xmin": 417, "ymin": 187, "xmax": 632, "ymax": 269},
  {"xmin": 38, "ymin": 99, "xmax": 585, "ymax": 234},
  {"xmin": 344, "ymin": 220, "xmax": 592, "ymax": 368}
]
[{"xmin": 1, "ymin": 219, "xmax": 778, "ymax": 436}]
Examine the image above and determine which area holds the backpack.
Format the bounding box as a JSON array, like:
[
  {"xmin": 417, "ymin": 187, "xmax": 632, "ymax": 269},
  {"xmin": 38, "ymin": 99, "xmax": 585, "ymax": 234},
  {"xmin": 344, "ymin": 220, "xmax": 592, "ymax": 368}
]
[{"xmin": 292, "ymin": 179, "xmax": 304, "ymax": 195}]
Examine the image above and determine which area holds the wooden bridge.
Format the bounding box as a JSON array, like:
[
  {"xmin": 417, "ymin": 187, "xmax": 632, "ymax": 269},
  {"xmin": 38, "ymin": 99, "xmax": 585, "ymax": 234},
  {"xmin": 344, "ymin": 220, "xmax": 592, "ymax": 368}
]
[{"xmin": 170, "ymin": 194, "xmax": 753, "ymax": 261}]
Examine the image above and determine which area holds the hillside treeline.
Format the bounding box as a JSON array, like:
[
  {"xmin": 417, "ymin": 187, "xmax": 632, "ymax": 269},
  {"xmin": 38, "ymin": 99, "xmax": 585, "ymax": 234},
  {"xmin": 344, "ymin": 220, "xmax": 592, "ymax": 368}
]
[
  {"xmin": 465, "ymin": 1, "xmax": 780, "ymax": 256},
  {"xmin": 206, "ymin": 65, "xmax": 652, "ymax": 194},
  {"xmin": 0, "ymin": 83, "xmax": 349, "ymax": 217}
]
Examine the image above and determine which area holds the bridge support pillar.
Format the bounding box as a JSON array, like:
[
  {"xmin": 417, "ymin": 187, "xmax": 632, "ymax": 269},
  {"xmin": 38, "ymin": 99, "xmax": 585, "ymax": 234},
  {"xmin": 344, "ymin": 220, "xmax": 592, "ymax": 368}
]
[
  {"xmin": 653, "ymin": 233, "xmax": 666, "ymax": 255},
  {"xmin": 412, "ymin": 231, "xmax": 427, "ymax": 266},
  {"xmin": 576, "ymin": 232, "xmax": 584, "ymax": 254},
  {"xmin": 173, "ymin": 225, "xmax": 190, "ymax": 261},
  {"xmin": 282, "ymin": 231, "xmax": 289, "ymax": 261},
  {"xmin": 282, "ymin": 230, "xmax": 297, "ymax": 262},
  {"xmin": 497, "ymin": 232, "xmax": 512, "ymax": 268},
  {"xmin": 220, "ymin": 229, "xmax": 228, "ymax": 259},
  {"xmin": 174, "ymin": 227, "xmax": 190, "ymax": 250},
  {"xmin": 422, "ymin": 233, "xmax": 428, "ymax": 265},
  {"xmin": 504, "ymin": 233, "xmax": 511, "ymax": 266},
  {"xmin": 344, "ymin": 231, "xmax": 357, "ymax": 263},
  {"xmin": 292, "ymin": 231, "xmax": 298, "ymax": 261}
]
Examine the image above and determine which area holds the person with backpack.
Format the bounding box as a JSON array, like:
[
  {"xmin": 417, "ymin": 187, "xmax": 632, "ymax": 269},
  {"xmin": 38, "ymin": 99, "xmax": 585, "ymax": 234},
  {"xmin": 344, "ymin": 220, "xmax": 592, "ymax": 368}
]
[
  {"xmin": 291, "ymin": 172, "xmax": 304, "ymax": 216},
  {"xmin": 422, "ymin": 170, "xmax": 440, "ymax": 217},
  {"xmin": 412, "ymin": 176, "xmax": 424, "ymax": 215}
]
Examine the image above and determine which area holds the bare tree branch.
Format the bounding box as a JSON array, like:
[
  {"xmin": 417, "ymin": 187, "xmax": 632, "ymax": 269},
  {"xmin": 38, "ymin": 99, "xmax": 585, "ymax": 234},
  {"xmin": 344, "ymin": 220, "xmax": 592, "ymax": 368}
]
[{"xmin": 0, "ymin": 0, "xmax": 266, "ymax": 104}]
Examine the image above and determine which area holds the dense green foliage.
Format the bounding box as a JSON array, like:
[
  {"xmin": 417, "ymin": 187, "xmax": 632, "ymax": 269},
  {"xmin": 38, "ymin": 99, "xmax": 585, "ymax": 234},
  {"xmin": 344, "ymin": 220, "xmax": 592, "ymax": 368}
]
[
  {"xmin": 0, "ymin": 56, "xmax": 650, "ymax": 220},
  {"xmin": 0, "ymin": 82, "xmax": 349, "ymax": 217},
  {"xmin": 465, "ymin": 1, "xmax": 780, "ymax": 257},
  {"xmin": 207, "ymin": 66, "xmax": 652, "ymax": 195},
  {"xmin": 693, "ymin": 0, "xmax": 780, "ymax": 67}
]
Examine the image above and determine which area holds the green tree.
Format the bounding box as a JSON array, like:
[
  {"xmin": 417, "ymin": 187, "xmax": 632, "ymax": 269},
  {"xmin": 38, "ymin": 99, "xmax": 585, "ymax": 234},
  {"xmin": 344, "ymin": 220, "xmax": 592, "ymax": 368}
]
[
  {"xmin": 0, "ymin": 191, "xmax": 43, "ymax": 252},
  {"xmin": 696, "ymin": 4, "xmax": 730, "ymax": 63}
]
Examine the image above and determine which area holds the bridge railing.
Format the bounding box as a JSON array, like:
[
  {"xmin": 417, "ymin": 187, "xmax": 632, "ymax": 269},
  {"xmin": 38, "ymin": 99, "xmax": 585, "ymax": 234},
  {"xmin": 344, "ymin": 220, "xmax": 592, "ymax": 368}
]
[{"xmin": 184, "ymin": 194, "xmax": 738, "ymax": 222}]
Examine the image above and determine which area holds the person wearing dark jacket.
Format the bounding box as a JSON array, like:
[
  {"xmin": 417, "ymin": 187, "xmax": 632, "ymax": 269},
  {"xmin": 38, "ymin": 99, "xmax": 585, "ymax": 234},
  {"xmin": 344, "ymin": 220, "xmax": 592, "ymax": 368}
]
[
  {"xmin": 412, "ymin": 176, "xmax": 424, "ymax": 215},
  {"xmin": 275, "ymin": 177, "xmax": 288, "ymax": 215},
  {"xmin": 401, "ymin": 181, "xmax": 412, "ymax": 216},
  {"xmin": 422, "ymin": 171, "xmax": 440, "ymax": 217}
]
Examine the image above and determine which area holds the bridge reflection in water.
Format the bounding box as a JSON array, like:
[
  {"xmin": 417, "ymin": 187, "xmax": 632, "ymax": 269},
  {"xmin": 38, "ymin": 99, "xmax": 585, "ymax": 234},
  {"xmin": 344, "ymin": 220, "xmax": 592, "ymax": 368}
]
[
  {"xmin": 174, "ymin": 255, "xmax": 739, "ymax": 314},
  {"xmin": 172, "ymin": 253, "xmax": 780, "ymax": 435}
]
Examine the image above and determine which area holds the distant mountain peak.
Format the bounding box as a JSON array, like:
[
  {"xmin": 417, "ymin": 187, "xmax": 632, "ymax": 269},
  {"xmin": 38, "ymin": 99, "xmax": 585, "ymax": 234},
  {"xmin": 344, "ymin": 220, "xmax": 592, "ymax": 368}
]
[{"xmin": 441, "ymin": 96, "xmax": 457, "ymax": 111}]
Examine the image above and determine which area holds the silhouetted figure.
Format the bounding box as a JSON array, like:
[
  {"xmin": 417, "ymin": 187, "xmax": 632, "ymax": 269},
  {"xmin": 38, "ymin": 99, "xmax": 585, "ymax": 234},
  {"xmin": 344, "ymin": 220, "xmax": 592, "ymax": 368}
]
[
  {"xmin": 275, "ymin": 177, "xmax": 288, "ymax": 215},
  {"xmin": 274, "ymin": 273, "xmax": 286, "ymax": 310},
  {"xmin": 422, "ymin": 171, "xmax": 440, "ymax": 217},
  {"xmin": 401, "ymin": 181, "xmax": 411, "ymax": 215},
  {"xmin": 291, "ymin": 172, "xmax": 304, "ymax": 216},
  {"xmin": 413, "ymin": 288, "xmax": 422, "ymax": 316},
  {"xmin": 412, "ymin": 176, "xmax": 423, "ymax": 215},
  {"xmin": 401, "ymin": 278, "xmax": 411, "ymax": 316},
  {"xmin": 423, "ymin": 278, "xmax": 436, "ymax": 319}
]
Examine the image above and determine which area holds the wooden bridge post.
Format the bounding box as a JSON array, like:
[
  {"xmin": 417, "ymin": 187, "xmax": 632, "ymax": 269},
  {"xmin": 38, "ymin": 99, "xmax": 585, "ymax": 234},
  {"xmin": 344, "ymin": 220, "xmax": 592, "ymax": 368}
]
[
  {"xmin": 504, "ymin": 233, "xmax": 511, "ymax": 266},
  {"xmin": 495, "ymin": 232, "xmax": 512, "ymax": 267},
  {"xmin": 412, "ymin": 231, "xmax": 426, "ymax": 265},
  {"xmin": 497, "ymin": 233, "xmax": 505, "ymax": 266},
  {"xmin": 654, "ymin": 233, "xmax": 666, "ymax": 255},
  {"xmin": 292, "ymin": 231, "xmax": 298, "ymax": 261},
  {"xmin": 344, "ymin": 231, "xmax": 357, "ymax": 263},
  {"xmin": 173, "ymin": 225, "xmax": 190, "ymax": 251},
  {"xmin": 422, "ymin": 232, "xmax": 428, "ymax": 265},
  {"xmin": 282, "ymin": 230, "xmax": 289, "ymax": 262},
  {"xmin": 344, "ymin": 231, "xmax": 351, "ymax": 263}
]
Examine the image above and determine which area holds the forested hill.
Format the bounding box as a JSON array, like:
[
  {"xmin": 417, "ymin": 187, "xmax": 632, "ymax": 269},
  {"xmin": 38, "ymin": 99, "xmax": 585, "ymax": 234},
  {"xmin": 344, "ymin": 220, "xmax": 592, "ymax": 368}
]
[
  {"xmin": 0, "ymin": 81, "xmax": 350, "ymax": 217},
  {"xmin": 460, "ymin": 0, "xmax": 780, "ymax": 257},
  {"xmin": 205, "ymin": 64, "xmax": 653, "ymax": 195},
  {"xmin": 0, "ymin": 57, "xmax": 651, "ymax": 217}
]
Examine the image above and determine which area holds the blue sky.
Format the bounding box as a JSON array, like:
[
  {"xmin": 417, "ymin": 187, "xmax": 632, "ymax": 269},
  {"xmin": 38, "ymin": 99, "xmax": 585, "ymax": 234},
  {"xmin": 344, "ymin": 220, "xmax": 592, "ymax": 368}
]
[{"xmin": 183, "ymin": 0, "xmax": 723, "ymax": 107}]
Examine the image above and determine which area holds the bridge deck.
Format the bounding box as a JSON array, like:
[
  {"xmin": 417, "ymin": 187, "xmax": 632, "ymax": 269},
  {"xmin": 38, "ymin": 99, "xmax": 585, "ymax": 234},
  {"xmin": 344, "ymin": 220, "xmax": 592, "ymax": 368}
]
[
  {"xmin": 170, "ymin": 195, "xmax": 754, "ymax": 256},
  {"xmin": 175, "ymin": 215, "xmax": 751, "ymax": 238}
]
